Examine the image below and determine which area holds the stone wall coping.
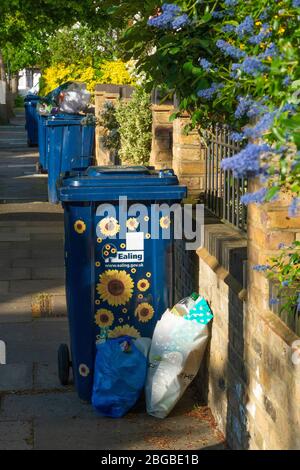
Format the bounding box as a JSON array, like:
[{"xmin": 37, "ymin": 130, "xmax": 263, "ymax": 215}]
[
  {"xmin": 197, "ymin": 246, "xmax": 247, "ymax": 302},
  {"xmin": 198, "ymin": 222, "xmax": 300, "ymax": 344},
  {"xmin": 151, "ymin": 104, "xmax": 175, "ymax": 111},
  {"xmin": 255, "ymin": 305, "xmax": 300, "ymax": 346},
  {"xmin": 199, "ymin": 220, "xmax": 247, "ymax": 286}
]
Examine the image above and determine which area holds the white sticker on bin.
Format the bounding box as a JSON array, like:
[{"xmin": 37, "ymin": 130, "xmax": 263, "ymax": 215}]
[{"xmin": 126, "ymin": 232, "xmax": 144, "ymax": 251}]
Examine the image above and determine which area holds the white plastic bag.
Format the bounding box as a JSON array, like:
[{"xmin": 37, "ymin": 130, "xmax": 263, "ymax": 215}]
[
  {"xmin": 146, "ymin": 306, "xmax": 212, "ymax": 419},
  {"xmin": 59, "ymin": 83, "xmax": 91, "ymax": 114}
]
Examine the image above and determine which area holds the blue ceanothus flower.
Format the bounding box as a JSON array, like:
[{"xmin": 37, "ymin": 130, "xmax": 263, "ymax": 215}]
[
  {"xmin": 247, "ymin": 101, "xmax": 268, "ymax": 118},
  {"xmin": 259, "ymin": 43, "xmax": 278, "ymax": 59},
  {"xmin": 240, "ymin": 188, "xmax": 267, "ymax": 205},
  {"xmin": 220, "ymin": 143, "xmax": 271, "ymax": 177},
  {"xmin": 222, "ymin": 24, "xmax": 236, "ymax": 33},
  {"xmin": 234, "ymin": 96, "xmax": 254, "ymax": 118},
  {"xmin": 147, "ymin": 4, "xmax": 190, "ymax": 30},
  {"xmin": 283, "ymin": 76, "xmax": 292, "ymax": 86},
  {"xmin": 234, "ymin": 96, "xmax": 269, "ymax": 120},
  {"xmin": 197, "ymin": 82, "xmax": 223, "ymax": 100},
  {"xmin": 232, "ymin": 57, "xmax": 268, "ymax": 76},
  {"xmin": 248, "ymin": 23, "xmax": 271, "ymax": 45},
  {"xmin": 293, "ymin": 0, "xmax": 300, "ymax": 7},
  {"xmin": 289, "ymin": 198, "xmax": 300, "ymax": 217},
  {"xmin": 231, "ymin": 131, "xmax": 245, "ymax": 142},
  {"xmin": 199, "ymin": 58, "xmax": 213, "ymax": 71},
  {"xmin": 172, "ymin": 14, "xmax": 190, "ymax": 29},
  {"xmin": 224, "ymin": 0, "xmax": 238, "ymax": 6},
  {"xmin": 216, "ymin": 40, "xmax": 246, "ymax": 59},
  {"xmin": 252, "ymin": 264, "xmax": 271, "ymax": 271},
  {"xmin": 236, "ymin": 16, "xmax": 254, "ymax": 38},
  {"xmin": 297, "ymin": 293, "xmax": 300, "ymax": 312},
  {"xmin": 243, "ymin": 112, "xmax": 276, "ymax": 139},
  {"xmin": 241, "ymin": 187, "xmax": 278, "ymax": 205}
]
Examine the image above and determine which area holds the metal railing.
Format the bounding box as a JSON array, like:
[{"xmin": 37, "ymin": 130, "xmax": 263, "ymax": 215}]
[{"xmin": 204, "ymin": 124, "xmax": 248, "ymax": 231}]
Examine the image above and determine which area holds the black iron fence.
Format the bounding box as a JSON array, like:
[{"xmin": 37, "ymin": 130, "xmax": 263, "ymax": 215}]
[{"xmin": 204, "ymin": 124, "xmax": 248, "ymax": 231}]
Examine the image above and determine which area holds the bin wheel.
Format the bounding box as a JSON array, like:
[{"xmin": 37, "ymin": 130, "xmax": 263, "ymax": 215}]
[
  {"xmin": 58, "ymin": 344, "xmax": 70, "ymax": 386},
  {"xmin": 27, "ymin": 139, "xmax": 37, "ymax": 148}
]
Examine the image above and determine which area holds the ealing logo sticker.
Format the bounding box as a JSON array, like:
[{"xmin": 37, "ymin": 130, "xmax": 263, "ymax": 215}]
[{"xmin": 109, "ymin": 251, "xmax": 144, "ymax": 263}]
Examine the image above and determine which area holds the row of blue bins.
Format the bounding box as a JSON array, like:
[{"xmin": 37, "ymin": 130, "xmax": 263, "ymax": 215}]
[
  {"xmin": 25, "ymin": 94, "xmax": 188, "ymax": 407},
  {"xmin": 24, "ymin": 95, "xmax": 95, "ymax": 203}
]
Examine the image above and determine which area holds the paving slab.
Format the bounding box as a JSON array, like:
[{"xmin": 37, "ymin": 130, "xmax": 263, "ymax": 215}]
[
  {"xmin": 12, "ymin": 258, "xmax": 64, "ymax": 268},
  {"xmin": 33, "ymin": 404, "xmax": 225, "ymax": 450},
  {"xmin": 0, "ymin": 421, "xmax": 33, "ymax": 450},
  {"xmin": 0, "ymin": 391, "xmax": 94, "ymax": 421},
  {"xmin": 0, "ymin": 318, "xmax": 69, "ymax": 364},
  {"xmin": 0, "ymin": 363, "xmax": 33, "ymax": 391},
  {"xmin": 33, "ymin": 362, "xmax": 72, "ymax": 391},
  {"xmin": 31, "ymin": 267, "xmax": 65, "ymax": 280},
  {"xmin": 9, "ymin": 279, "xmax": 65, "ymax": 295},
  {"xmin": 0, "ymin": 295, "xmax": 32, "ymax": 324},
  {"xmin": 0, "ymin": 267, "xmax": 31, "ymax": 281}
]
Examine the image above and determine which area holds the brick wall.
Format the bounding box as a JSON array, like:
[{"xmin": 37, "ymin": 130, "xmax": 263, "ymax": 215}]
[
  {"xmin": 94, "ymin": 84, "xmax": 135, "ymax": 166},
  {"xmin": 150, "ymin": 104, "xmax": 174, "ymax": 170},
  {"xmin": 196, "ymin": 190, "xmax": 300, "ymax": 449},
  {"xmin": 172, "ymin": 114, "xmax": 206, "ymax": 202}
]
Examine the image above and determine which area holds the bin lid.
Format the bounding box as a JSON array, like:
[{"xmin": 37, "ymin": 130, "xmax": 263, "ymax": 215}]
[
  {"xmin": 59, "ymin": 166, "xmax": 187, "ymax": 202},
  {"xmin": 24, "ymin": 94, "xmax": 41, "ymax": 102},
  {"xmin": 45, "ymin": 114, "xmax": 86, "ymax": 126}
]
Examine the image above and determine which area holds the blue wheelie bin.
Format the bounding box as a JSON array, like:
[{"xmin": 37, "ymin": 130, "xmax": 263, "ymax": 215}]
[
  {"xmin": 24, "ymin": 94, "xmax": 40, "ymax": 147},
  {"xmin": 37, "ymin": 114, "xmax": 49, "ymax": 172},
  {"xmin": 57, "ymin": 166, "xmax": 187, "ymax": 401},
  {"xmin": 37, "ymin": 114, "xmax": 93, "ymax": 174},
  {"xmin": 40, "ymin": 115, "xmax": 95, "ymax": 203}
]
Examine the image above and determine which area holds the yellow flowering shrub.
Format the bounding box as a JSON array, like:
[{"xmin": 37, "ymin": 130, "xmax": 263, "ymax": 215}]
[
  {"xmin": 99, "ymin": 60, "xmax": 136, "ymax": 85},
  {"xmin": 40, "ymin": 60, "xmax": 136, "ymax": 96}
]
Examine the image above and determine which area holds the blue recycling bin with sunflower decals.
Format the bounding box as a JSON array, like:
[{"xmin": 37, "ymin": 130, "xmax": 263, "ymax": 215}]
[{"xmin": 58, "ymin": 166, "xmax": 187, "ymax": 401}]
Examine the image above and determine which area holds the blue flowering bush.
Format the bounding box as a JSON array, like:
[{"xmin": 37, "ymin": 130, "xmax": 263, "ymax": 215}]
[
  {"xmin": 118, "ymin": 0, "xmax": 300, "ymax": 215},
  {"xmin": 254, "ymin": 242, "xmax": 300, "ymax": 319},
  {"xmin": 105, "ymin": 1, "xmax": 300, "ymax": 316}
]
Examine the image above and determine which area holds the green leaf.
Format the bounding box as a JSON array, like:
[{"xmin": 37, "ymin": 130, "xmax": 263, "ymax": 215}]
[{"xmin": 265, "ymin": 186, "xmax": 280, "ymax": 202}]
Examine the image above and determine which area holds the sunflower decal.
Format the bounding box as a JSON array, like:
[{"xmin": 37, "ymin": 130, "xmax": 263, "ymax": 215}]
[
  {"xmin": 137, "ymin": 279, "xmax": 150, "ymax": 292},
  {"xmin": 98, "ymin": 217, "xmax": 120, "ymax": 237},
  {"xmin": 96, "ymin": 270, "xmax": 134, "ymax": 306},
  {"xmin": 95, "ymin": 308, "xmax": 114, "ymax": 328},
  {"xmin": 108, "ymin": 324, "xmax": 140, "ymax": 339},
  {"xmin": 135, "ymin": 302, "xmax": 154, "ymax": 323},
  {"xmin": 160, "ymin": 216, "xmax": 171, "ymax": 229},
  {"xmin": 79, "ymin": 364, "xmax": 90, "ymax": 377},
  {"xmin": 126, "ymin": 217, "xmax": 139, "ymax": 231},
  {"xmin": 74, "ymin": 220, "xmax": 86, "ymax": 234}
]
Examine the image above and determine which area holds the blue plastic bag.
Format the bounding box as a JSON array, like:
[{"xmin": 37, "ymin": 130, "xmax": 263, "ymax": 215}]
[{"xmin": 92, "ymin": 336, "xmax": 147, "ymax": 418}]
